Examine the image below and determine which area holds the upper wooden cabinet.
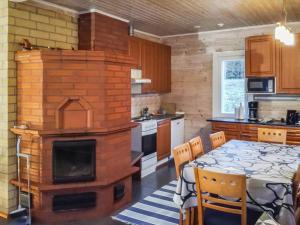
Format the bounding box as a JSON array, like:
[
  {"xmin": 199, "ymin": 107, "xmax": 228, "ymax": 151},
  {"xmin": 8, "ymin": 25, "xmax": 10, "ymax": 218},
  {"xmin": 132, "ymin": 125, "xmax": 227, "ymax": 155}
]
[
  {"xmin": 128, "ymin": 37, "xmax": 171, "ymax": 93},
  {"xmin": 277, "ymin": 34, "xmax": 300, "ymax": 94},
  {"xmin": 245, "ymin": 35, "xmax": 276, "ymax": 77},
  {"xmin": 128, "ymin": 36, "xmax": 142, "ymax": 69}
]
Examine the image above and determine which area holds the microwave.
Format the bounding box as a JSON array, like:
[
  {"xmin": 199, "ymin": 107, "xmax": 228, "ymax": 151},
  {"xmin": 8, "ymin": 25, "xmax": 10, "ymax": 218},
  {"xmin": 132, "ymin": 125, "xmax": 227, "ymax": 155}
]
[{"xmin": 246, "ymin": 77, "xmax": 275, "ymax": 94}]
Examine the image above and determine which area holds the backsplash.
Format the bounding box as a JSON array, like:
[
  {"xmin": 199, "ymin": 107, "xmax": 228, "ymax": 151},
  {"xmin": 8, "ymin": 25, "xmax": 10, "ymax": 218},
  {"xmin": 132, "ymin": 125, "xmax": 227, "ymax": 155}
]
[
  {"xmin": 258, "ymin": 100, "xmax": 300, "ymax": 120},
  {"xmin": 131, "ymin": 94, "xmax": 161, "ymax": 118}
]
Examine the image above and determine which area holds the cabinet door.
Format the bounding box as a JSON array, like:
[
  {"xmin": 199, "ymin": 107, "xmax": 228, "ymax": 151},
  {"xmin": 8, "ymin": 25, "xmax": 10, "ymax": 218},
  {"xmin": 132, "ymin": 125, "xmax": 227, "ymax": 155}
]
[
  {"xmin": 245, "ymin": 35, "xmax": 276, "ymax": 77},
  {"xmin": 157, "ymin": 120, "xmax": 171, "ymax": 160},
  {"xmin": 141, "ymin": 40, "xmax": 156, "ymax": 93},
  {"xmin": 211, "ymin": 122, "xmax": 240, "ymax": 141},
  {"xmin": 161, "ymin": 45, "xmax": 171, "ymax": 93},
  {"xmin": 128, "ymin": 37, "xmax": 142, "ymax": 68},
  {"xmin": 277, "ymin": 34, "xmax": 300, "ymax": 94}
]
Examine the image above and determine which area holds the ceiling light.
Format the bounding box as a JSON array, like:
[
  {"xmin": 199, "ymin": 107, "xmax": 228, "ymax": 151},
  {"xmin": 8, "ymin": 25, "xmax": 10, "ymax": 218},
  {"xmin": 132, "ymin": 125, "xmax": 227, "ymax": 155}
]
[
  {"xmin": 275, "ymin": 0, "xmax": 295, "ymax": 46},
  {"xmin": 217, "ymin": 23, "xmax": 224, "ymax": 28},
  {"xmin": 194, "ymin": 25, "xmax": 201, "ymax": 29}
]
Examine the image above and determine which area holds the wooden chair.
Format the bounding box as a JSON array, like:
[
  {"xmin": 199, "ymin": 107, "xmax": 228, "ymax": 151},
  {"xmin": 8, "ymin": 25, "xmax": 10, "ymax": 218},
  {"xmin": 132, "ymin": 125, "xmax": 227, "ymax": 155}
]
[
  {"xmin": 293, "ymin": 166, "xmax": 300, "ymax": 225},
  {"xmin": 173, "ymin": 143, "xmax": 193, "ymax": 225},
  {"xmin": 210, "ymin": 131, "xmax": 226, "ymax": 150},
  {"xmin": 194, "ymin": 168, "xmax": 262, "ymax": 225},
  {"xmin": 257, "ymin": 128, "xmax": 287, "ymax": 144},
  {"xmin": 189, "ymin": 136, "xmax": 204, "ymax": 160},
  {"xmin": 173, "ymin": 143, "xmax": 192, "ymax": 178}
]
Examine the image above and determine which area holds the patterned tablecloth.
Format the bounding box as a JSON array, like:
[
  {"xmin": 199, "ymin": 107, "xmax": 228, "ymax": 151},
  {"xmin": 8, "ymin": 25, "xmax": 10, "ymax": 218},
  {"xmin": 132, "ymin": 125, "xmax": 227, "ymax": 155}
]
[{"xmin": 174, "ymin": 140, "xmax": 300, "ymax": 225}]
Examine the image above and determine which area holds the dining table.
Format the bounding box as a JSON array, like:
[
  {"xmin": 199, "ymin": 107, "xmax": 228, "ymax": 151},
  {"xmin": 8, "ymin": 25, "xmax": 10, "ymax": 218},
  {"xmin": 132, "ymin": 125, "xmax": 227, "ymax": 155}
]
[{"xmin": 173, "ymin": 140, "xmax": 300, "ymax": 225}]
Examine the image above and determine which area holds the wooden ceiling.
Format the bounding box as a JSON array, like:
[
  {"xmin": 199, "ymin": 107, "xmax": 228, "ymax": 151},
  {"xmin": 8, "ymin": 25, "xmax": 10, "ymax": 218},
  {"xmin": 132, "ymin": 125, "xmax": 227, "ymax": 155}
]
[{"xmin": 46, "ymin": 0, "xmax": 300, "ymax": 36}]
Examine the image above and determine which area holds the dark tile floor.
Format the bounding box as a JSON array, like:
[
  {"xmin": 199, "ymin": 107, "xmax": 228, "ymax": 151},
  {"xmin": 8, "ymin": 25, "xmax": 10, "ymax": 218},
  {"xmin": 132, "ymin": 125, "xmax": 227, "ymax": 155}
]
[{"xmin": 1, "ymin": 161, "xmax": 176, "ymax": 225}]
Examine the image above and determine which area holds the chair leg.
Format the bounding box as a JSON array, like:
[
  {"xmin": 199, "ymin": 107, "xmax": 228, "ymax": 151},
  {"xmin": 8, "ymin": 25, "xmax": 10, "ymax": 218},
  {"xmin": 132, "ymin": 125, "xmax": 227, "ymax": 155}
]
[
  {"xmin": 185, "ymin": 208, "xmax": 191, "ymax": 225},
  {"xmin": 190, "ymin": 207, "xmax": 195, "ymax": 225},
  {"xmin": 179, "ymin": 210, "xmax": 183, "ymax": 225}
]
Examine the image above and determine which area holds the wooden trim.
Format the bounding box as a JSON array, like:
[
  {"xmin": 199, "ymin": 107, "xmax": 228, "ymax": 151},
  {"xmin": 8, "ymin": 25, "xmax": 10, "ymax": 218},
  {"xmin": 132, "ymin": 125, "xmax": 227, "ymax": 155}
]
[
  {"xmin": 10, "ymin": 122, "xmax": 137, "ymax": 137},
  {"xmin": 10, "ymin": 167, "xmax": 136, "ymax": 192},
  {"xmin": 15, "ymin": 50, "xmax": 137, "ymax": 66}
]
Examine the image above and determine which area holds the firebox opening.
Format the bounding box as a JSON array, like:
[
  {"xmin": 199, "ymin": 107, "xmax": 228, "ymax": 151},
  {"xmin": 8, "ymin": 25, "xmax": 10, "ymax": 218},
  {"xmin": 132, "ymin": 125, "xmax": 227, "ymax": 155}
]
[{"xmin": 53, "ymin": 139, "xmax": 96, "ymax": 184}]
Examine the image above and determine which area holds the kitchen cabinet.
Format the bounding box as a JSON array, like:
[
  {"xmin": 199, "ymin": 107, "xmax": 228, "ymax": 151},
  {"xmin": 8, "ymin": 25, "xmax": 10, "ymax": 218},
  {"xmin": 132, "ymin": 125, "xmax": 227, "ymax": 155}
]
[
  {"xmin": 141, "ymin": 40, "xmax": 157, "ymax": 93},
  {"xmin": 211, "ymin": 122, "xmax": 240, "ymax": 141},
  {"xmin": 277, "ymin": 33, "xmax": 300, "ymax": 94},
  {"xmin": 128, "ymin": 36, "xmax": 142, "ymax": 68},
  {"xmin": 128, "ymin": 37, "xmax": 171, "ymax": 93},
  {"xmin": 245, "ymin": 35, "xmax": 276, "ymax": 77},
  {"xmin": 157, "ymin": 119, "xmax": 171, "ymax": 160},
  {"xmin": 211, "ymin": 121, "xmax": 300, "ymax": 145}
]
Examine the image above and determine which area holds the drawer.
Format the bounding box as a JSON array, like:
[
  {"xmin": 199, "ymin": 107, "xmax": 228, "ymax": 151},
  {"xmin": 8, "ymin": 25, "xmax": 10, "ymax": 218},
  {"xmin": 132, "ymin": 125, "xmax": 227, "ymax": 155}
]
[
  {"xmin": 240, "ymin": 132, "xmax": 257, "ymax": 141},
  {"xmin": 212, "ymin": 122, "xmax": 240, "ymax": 132},
  {"xmin": 212, "ymin": 129, "xmax": 240, "ymax": 141},
  {"xmin": 287, "ymin": 130, "xmax": 300, "ymax": 145},
  {"xmin": 287, "ymin": 140, "xmax": 300, "ymax": 145},
  {"xmin": 240, "ymin": 124, "xmax": 260, "ymax": 133}
]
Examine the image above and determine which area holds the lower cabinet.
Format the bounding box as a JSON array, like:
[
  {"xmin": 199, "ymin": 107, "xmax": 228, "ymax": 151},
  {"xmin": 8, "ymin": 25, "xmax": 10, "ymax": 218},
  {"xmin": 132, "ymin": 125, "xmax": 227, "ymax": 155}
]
[
  {"xmin": 211, "ymin": 122, "xmax": 240, "ymax": 141},
  {"xmin": 157, "ymin": 119, "xmax": 171, "ymax": 160},
  {"xmin": 211, "ymin": 121, "xmax": 300, "ymax": 145}
]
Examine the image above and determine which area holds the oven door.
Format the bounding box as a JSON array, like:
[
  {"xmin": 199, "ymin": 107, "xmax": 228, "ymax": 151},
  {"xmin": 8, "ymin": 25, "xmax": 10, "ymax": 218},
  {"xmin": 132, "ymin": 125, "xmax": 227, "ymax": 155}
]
[
  {"xmin": 246, "ymin": 77, "xmax": 275, "ymax": 94},
  {"xmin": 142, "ymin": 129, "xmax": 157, "ymax": 157}
]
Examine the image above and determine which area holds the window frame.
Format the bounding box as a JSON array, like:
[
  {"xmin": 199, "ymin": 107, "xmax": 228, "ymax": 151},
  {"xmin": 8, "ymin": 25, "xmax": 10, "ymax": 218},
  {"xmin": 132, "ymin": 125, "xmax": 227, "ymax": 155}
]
[{"xmin": 212, "ymin": 50, "xmax": 245, "ymax": 118}]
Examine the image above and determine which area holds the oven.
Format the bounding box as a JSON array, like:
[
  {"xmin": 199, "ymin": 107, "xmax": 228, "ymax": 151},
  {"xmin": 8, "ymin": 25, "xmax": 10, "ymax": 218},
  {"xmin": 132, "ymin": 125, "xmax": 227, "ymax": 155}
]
[
  {"xmin": 131, "ymin": 119, "xmax": 157, "ymax": 158},
  {"xmin": 131, "ymin": 119, "xmax": 158, "ymax": 177},
  {"xmin": 142, "ymin": 128, "xmax": 157, "ymax": 158}
]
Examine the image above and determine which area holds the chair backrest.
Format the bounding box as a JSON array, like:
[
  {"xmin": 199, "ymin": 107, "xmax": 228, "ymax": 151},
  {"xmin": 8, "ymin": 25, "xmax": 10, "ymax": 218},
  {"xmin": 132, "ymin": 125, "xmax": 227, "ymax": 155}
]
[
  {"xmin": 173, "ymin": 143, "xmax": 192, "ymax": 178},
  {"xmin": 194, "ymin": 168, "xmax": 247, "ymax": 225},
  {"xmin": 257, "ymin": 128, "xmax": 287, "ymax": 144},
  {"xmin": 293, "ymin": 166, "xmax": 300, "ymax": 209},
  {"xmin": 210, "ymin": 131, "xmax": 226, "ymax": 150},
  {"xmin": 189, "ymin": 136, "xmax": 204, "ymax": 160}
]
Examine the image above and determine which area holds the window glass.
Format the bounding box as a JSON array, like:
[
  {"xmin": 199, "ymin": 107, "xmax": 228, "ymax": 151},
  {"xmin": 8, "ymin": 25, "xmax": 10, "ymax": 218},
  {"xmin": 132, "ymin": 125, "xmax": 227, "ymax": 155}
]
[{"xmin": 221, "ymin": 59, "xmax": 245, "ymax": 114}]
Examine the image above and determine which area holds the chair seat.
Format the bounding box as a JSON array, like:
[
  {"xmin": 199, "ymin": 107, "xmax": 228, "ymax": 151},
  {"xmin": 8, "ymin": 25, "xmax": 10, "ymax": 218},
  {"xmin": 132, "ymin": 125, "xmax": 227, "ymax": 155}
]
[{"xmin": 204, "ymin": 207, "xmax": 262, "ymax": 225}]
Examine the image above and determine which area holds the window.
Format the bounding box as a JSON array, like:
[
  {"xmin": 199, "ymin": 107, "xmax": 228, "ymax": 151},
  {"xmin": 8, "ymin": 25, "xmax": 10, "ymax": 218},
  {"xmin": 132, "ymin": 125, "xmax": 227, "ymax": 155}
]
[{"xmin": 213, "ymin": 51, "xmax": 245, "ymax": 117}]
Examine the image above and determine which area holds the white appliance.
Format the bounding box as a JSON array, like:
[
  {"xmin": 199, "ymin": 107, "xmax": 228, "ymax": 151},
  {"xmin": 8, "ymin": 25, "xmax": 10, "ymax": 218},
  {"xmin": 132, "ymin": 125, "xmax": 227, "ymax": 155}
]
[
  {"xmin": 131, "ymin": 119, "xmax": 157, "ymax": 177},
  {"xmin": 170, "ymin": 118, "xmax": 185, "ymax": 157},
  {"xmin": 246, "ymin": 77, "xmax": 275, "ymax": 94}
]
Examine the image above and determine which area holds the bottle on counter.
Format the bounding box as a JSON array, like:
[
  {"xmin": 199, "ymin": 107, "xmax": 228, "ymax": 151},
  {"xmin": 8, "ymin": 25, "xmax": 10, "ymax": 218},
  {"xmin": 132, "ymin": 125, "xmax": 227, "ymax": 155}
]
[
  {"xmin": 239, "ymin": 102, "xmax": 244, "ymax": 120},
  {"xmin": 235, "ymin": 106, "xmax": 240, "ymax": 119}
]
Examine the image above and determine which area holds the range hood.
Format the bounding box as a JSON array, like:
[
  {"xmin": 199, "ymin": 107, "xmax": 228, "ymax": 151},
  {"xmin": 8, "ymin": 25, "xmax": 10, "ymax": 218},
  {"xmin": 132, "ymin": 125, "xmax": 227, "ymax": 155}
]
[
  {"xmin": 131, "ymin": 78, "xmax": 151, "ymax": 84},
  {"xmin": 131, "ymin": 69, "xmax": 151, "ymax": 85}
]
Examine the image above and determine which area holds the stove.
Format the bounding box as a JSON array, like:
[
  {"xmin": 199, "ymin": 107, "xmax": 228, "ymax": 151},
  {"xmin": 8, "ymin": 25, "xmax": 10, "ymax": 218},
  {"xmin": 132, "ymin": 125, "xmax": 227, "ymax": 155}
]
[{"xmin": 131, "ymin": 119, "xmax": 157, "ymax": 177}]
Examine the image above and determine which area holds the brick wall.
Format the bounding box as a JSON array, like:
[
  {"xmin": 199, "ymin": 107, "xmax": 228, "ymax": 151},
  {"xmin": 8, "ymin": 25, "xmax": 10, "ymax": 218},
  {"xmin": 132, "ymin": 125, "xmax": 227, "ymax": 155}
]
[
  {"xmin": 0, "ymin": 1, "xmax": 78, "ymax": 215},
  {"xmin": 9, "ymin": 2, "xmax": 78, "ymax": 50},
  {"xmin": 161, "ymin": 25, "xmax": 300, "ymax": 152},
  {"xmin": 79, "ymin": 12, "xmax": 128, "ymax": 53}
]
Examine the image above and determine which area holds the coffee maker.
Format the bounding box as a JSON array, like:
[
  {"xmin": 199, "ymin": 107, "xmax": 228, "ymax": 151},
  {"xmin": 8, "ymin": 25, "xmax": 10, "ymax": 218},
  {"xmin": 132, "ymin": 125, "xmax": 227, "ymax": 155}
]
[{"xmin": 248, "ymin": 101, "xmax": 258, "ymax": 121}]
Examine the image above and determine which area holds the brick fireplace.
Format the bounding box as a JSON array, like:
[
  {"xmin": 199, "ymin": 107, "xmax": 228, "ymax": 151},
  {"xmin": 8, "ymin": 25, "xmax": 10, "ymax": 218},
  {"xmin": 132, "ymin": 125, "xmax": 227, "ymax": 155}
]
[{"xmin": 11, "ymin": 50, "xmax": 136, "ymax": 223}]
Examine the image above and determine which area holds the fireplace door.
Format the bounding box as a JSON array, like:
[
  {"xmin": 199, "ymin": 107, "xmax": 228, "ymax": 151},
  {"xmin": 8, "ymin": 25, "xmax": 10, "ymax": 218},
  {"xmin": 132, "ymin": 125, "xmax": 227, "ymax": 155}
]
[{"xmin": 53, "ymin": 139, "xmax": 96, "ymax": 184}]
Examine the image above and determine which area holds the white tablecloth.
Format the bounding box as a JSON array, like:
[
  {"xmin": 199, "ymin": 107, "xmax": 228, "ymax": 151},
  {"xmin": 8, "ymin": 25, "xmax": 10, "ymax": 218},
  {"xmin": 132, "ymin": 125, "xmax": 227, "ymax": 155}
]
[{"xmin": 174, "ymin": 140, "xmax": 300, "ymax": 225}]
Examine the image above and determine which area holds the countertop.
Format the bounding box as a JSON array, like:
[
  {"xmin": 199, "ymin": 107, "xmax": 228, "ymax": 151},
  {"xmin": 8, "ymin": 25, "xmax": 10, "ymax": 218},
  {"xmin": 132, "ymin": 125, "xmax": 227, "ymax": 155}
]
[
  {"xmin": 207, "ymin": 117, "xmax": 300, "ymax": 128},
  {"xmin": 132, "ymin": 114, "xmax": 184, "ymax": 123}
]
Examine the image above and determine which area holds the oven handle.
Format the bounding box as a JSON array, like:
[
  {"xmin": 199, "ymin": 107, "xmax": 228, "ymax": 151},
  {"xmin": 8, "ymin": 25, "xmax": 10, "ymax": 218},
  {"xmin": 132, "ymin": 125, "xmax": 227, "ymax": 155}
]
[{"xmin": 142, "ymin": 129, "xmax": 157, "ymax": 136}]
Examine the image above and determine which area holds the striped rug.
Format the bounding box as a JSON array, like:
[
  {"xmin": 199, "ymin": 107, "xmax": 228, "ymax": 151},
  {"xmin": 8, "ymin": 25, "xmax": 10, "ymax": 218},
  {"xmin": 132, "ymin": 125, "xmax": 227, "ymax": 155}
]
[{"xmin": 112, "ymin": 180, "xmax": 179, "ymax": 225}]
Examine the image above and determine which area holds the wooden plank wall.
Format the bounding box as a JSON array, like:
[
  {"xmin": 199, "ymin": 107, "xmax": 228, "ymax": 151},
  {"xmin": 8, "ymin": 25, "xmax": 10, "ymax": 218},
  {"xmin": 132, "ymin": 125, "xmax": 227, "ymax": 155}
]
[{"xmin": 161, "ymin": 24, "xmax": 300, "ymax": 152}]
